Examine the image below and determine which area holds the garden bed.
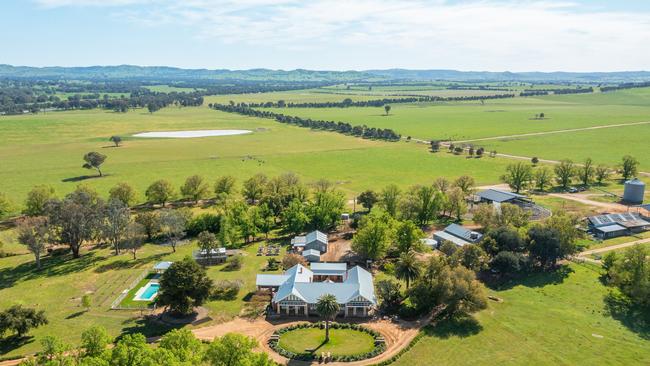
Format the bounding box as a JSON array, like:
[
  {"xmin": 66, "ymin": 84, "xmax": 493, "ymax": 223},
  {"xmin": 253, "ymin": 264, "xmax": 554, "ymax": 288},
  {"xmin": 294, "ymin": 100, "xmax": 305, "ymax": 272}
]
[{"xmin": 269, "ymin": 322, "xmax": 386, "ymax": 362}]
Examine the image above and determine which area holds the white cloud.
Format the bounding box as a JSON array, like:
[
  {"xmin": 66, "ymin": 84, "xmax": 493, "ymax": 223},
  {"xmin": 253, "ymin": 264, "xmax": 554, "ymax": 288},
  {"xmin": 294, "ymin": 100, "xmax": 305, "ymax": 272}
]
[
  {"xmin": 34, "ymin": 0, "xmax": 149, "ymax": 7},
  {"xmin": 31, "ymin": 0, "xmax": 650, "ymax": 71}
]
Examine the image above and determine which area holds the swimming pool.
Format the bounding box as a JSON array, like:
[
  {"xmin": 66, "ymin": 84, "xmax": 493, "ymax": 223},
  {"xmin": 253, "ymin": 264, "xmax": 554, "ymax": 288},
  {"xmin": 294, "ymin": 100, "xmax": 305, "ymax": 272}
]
[{"xmin": 133, "ymin": 282, "xmax": 160, "ymax": 301}]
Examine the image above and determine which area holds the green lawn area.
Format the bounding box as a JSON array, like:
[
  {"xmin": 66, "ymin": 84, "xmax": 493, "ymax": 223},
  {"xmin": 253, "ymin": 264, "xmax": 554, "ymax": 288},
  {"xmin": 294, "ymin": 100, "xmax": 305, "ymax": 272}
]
[
  {"xmin": 117, "ymin": 273, "xmax": 158, "ymax": 309},
  {"xmin": 393, "ymin": 264, "xmax": 650, "ymax": 366},
  {"xmin": 0, "ymin": 223, "xmax": 283, "ymax": 357},
  {"xmin": 589, "ymin": 242, "xmax": 650, "ymax": 259},
  {"xmin": 278, "ymin": 328, "xmax": 375, "ymax": 357},
  {"xmin": 0, "ymin": 106, "xmax": 514, "ymax": 212}
]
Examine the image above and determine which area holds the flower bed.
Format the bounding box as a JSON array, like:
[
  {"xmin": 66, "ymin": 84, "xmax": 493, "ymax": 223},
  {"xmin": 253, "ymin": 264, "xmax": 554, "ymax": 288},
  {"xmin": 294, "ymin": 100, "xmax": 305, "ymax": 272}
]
[{"xmin": 269, "ymin": 322, "xmax": 386, "ymax": 362}]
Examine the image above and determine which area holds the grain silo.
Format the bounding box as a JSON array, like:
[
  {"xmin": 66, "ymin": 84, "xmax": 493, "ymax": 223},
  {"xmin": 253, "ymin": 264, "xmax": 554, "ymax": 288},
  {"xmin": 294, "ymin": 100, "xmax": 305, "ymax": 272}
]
[{"xmin": 623, "ymin": 178, "xmax": 645, "ymax": 204}]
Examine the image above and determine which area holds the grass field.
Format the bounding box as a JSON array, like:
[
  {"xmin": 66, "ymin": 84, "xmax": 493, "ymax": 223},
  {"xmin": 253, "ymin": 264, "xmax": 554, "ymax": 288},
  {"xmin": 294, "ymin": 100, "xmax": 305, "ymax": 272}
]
[
  {"xmin": 393, "ymin": 264, "xmax": 650, "ymax": 365},
  {"xmin": 278, "ymin": 328, "xmax": 375, "ymax": 356},
  {"xmin": 0, "ymin": 106, "xmax": 514, "ymax": 211},
  {"xmin": 268, "ymin": 97, "xmax": 650, "ymax": 141},
  {"xmin": 0, "ymin": 224, "xmax": 283, "ymax": 357}
]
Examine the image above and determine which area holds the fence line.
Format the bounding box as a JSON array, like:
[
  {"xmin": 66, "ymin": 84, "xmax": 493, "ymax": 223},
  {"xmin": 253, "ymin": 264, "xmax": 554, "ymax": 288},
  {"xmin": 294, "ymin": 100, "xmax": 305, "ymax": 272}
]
[{"xmin": 110, "ymin": 269, "xmax": 151, "ymax": 310}]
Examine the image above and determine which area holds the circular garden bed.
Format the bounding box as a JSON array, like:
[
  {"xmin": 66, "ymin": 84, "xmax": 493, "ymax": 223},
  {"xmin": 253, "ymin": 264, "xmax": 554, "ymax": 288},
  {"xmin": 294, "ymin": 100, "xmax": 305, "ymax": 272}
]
[{"xmin": 269, "ymin": 322, "xmax": 386, "ymax": 362}]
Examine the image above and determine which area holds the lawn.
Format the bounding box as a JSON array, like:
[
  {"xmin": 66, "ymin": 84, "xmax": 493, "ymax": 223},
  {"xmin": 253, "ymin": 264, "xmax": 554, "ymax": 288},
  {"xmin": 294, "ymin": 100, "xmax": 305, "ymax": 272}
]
[
  {"xmin": 117, "ymin": 272, "xmax": 158, "ymax": 309},
  {"xmin": 0, "ymin": 223, "xmax": 283, "ymax": 357},
  {"xmin": 393, "ymin": 264, "xmax": 650, "ymax": 365},
  {"xmin": 278, "ymin": 328, "xmax": 375, "ymax": 356},
  {"xmin": 0, "ymin": 106, "xmax": 514, "ymax": 212}
]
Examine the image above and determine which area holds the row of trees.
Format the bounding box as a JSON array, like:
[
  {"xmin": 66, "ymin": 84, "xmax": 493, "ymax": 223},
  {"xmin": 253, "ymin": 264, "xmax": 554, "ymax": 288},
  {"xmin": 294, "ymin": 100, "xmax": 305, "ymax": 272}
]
[
  {"xmin": 18, "ymin": 327, "xmax": 276, "ymax": 366},
  {"xmin": 211, "ymin": 103, "xmax": 401, "ymax": 141},
  {"xmin": 12, "ymin": 172, "xmax": 348, "ymax": 266},
  {"xmin": 226, "ymin": 93, "xmax": 516, "ymax": 109},
  {"xmin": 502, "ymin": 155, "xmax": 639, "ymax": 193}
]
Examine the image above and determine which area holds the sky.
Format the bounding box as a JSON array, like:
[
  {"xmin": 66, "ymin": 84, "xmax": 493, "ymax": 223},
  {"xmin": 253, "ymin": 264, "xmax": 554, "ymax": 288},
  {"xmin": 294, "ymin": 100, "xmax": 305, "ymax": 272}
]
[{"xmin": 2, "ymin": 0, "xmax": 650, "ymax": 72}]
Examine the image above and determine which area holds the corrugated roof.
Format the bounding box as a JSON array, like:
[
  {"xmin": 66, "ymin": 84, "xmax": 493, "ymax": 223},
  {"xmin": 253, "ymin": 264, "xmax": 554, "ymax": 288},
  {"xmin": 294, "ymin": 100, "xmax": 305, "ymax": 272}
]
[
  {"xmin": 433, "ymin": 231, "xmax": 470, "ymax": 247},
  {"xmin": 444, "ymin": 224, "xmax": 483, "ymax": 243},
  {"xmin": 302, "ymin": 249, "xmax": 321, "ymax": 257},
  {"xmin": 588, "ymin": 212, "xmax": 649, "ymax": 228},
  {"xmin": 272, "ymin": 264, "xmax": 376, "ymax": 305},
  {"xmin": 306, "ymin": 230, "xmax": 328, "ymax": 245},
  {"xmin": 477, "ymin": 189, "xmax": 527, "ymax": 203},
  {"xmin": 594, "ymin": 224, "xmax": 627, "ymax": 233},
  {"xmin": 291, "ymin": 236, "xmax": 306, "ymax": 247},
  {"xmin": 256, "ymin": 274, "xmax": 290, "ymax": 287}
]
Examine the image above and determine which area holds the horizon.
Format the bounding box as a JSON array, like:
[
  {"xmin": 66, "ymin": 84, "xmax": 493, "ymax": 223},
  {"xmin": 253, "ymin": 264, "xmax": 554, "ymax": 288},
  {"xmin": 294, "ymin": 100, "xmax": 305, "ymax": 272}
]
[
  {"xmin": 3, "ymin": 64, "xmax": 650, "ymax": 74},
  {"xmin": 3, "ymin": 0, "xmax": 650, "ymax": 72}
]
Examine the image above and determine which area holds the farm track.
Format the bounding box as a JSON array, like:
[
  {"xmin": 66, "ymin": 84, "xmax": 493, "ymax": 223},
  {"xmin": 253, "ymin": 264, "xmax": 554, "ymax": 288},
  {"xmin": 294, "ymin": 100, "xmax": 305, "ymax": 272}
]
[
  {"xmin": 454, "ymin": 120, "xmax": 650, "ymax": 143},
  {"xmin": 410, "ymin": 120, "xmax": 650, "ymax": 176}
]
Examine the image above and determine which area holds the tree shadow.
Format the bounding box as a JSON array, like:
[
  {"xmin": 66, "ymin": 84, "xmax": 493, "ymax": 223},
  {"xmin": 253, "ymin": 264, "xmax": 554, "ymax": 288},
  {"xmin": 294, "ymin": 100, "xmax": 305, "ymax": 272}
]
[
  {"xmin": 603, "ymin": 292, "xmax": 650, "ymax": 340},
  {"xmin": 65, "ymin": 310, "xmax": 86, "ymax": 319},
  {"xmin": 484, "ymin": 265, "xmax": 573, "ymax": 291},
  {"xmin": 425, "ymin": 314, "xmax": 483, "ymax": 339},
  {"xmin": 0, "ymin": 251, "xmax": 104, "ymax": 290},
  {"xmin": 119, "ymin": 316, "xmax": 178, "ymax": 341},
  {"xmin": 0, "ymin": 335, "xmax": 35, "ymax": 355},
  {"xmin": 61, "ymin": 175, "xmax": 106, "ymax": 183},
  {"xmin": 94, "ymin": 253, "xmax": 167, "ymax": 273}
]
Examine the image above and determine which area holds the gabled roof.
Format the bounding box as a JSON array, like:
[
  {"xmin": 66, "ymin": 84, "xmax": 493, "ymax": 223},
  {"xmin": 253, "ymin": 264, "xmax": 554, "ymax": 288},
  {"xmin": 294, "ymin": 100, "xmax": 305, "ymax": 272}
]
[
  {"xmin": 302, "ymin": 249, "xmax": 321, "ymax": 257},
  {"xmin": 306, "ymin": 230, "xmax": 328, "ymax": 245},
  {"xmin": 344, "ymin": 266, "xmax": 377, "ymax": 304},
  {"xmin": 271, "ymin": 263, "xmax": 376, "ymax": 305},
  {"xmin": 444, "ymin": 224, "xmax": 482, "ymax": 243},
  {"xmin": 434, "ymin": 231, "xmax": 470, "ymax": 247},
  {"xmin": 310, "ymin": 262, "xmax": 347, "ymax": 276},
  {"xmin": 477, "ymin": 189, "xmax": 527, "ymax": 203}
]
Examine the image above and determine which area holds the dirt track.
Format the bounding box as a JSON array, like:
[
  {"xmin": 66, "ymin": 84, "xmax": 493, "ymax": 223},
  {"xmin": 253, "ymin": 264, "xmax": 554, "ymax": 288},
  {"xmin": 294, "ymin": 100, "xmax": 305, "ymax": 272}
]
[{"xmin": 192, "ymin": 316, "xmax": 428, "ymax": 366}]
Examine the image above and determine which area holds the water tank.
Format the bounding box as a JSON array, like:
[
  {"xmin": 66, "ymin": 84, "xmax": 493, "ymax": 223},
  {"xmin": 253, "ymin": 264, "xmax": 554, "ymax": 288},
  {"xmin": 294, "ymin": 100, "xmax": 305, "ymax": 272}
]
[{"xmin": 623, "ymin": 178, "xmax": 645, "ymax": 204}]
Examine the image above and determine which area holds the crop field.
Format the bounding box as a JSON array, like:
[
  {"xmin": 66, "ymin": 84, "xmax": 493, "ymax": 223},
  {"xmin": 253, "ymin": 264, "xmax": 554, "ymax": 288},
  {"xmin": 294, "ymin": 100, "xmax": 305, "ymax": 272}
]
[
  {"xmin": 0, "ymin": 106, "xmax": 513, "ymax": 210},
  {"xmin": 393, "ymin": 264, "xmax": 650, "ymax": 365}
]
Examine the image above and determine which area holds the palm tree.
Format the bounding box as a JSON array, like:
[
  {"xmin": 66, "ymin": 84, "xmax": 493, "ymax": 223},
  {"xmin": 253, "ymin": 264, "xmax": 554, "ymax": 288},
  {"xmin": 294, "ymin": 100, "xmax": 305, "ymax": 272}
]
[
  {"xmin": 395, "ymin": 251, "xmax": 421, "ymax": 289},
  {"xmin": 316, "ymin": 294, "xmax": 340, "ymax": 342}
]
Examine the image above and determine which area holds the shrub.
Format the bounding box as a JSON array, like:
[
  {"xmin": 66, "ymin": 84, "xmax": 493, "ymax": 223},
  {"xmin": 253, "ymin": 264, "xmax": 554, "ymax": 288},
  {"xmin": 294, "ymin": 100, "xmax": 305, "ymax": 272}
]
[
  {"xmin": 224, "ymin": 256, "xmax": 242, "ymax": 271},
  {"xmin": 186, "ymin": 213, "xmax": 221, "ymax": 237},
  {"xmin": 211, "ymin": 280, "xmax": 242, "ymax": 300}
]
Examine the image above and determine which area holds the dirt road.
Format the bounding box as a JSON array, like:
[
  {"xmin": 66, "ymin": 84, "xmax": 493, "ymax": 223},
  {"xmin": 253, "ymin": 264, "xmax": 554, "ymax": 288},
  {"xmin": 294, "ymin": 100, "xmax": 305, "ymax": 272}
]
[{"xmin": 192, "ymin": 316, "xmax": 428, "ymax": 366}]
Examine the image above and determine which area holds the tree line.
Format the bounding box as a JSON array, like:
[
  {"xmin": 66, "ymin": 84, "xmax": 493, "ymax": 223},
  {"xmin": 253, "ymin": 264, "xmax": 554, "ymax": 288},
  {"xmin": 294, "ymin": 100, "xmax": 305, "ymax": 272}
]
[
  {"xmin": 232, "ymin": 93, "xmax": 516, "ymax": 109},
  {"xmin": 601, "ymin": 81, "xmax": 650, "ymax": 93},
  {"xmin": 211, "ymin": 103, "xmax": 401, "ymax": 141},
  {"xmin": 8, "ymin": 172, "xmax": 349, "ymax": 265},
  {"xmin": 501, "ymin": 155, "xmax": 639, "ymax": 193},
  {"xmin": 12, "ymin": 326, "xmax": 276, "ymax": 366}
]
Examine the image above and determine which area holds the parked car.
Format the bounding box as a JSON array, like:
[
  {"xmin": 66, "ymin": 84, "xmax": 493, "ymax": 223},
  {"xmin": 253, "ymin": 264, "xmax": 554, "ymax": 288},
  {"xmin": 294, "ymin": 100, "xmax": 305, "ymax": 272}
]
[{"xmin": 567, "ymin": 187, "xmax": 578, "ymax": 193}]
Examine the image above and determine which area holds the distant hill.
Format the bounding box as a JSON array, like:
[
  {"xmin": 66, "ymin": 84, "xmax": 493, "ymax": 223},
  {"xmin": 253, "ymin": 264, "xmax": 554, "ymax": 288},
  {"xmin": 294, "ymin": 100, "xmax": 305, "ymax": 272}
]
[
  {"xmin": 1, "ymin": 64, "xmax": 649, "ymax": 83},
  {"xmin": 364, "ymin": 69, "xmax": 650, "ymax": 83},
  {"xmin": 0, "ymin": 65, "xmax": 375, "ymax": 82}
]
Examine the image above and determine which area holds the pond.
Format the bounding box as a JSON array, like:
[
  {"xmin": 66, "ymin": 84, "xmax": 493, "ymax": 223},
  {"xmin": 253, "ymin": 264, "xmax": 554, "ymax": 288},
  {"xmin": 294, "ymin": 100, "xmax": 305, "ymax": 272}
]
[{"xmin": 133, "ymin": 130, "xmax": 252, "ymax": 138}]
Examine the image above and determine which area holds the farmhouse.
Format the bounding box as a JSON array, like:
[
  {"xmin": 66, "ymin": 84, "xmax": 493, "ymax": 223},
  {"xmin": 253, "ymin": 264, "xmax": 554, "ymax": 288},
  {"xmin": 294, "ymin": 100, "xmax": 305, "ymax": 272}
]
[
  {"xmin": 587, "ymin": 212, "xmax": 650, "ymax": 239},
  {"xmin": 291, "ymin": 230, "xmax": 329, "ymax": 253},
  {"xmin": 255, "ymin": 263, "xmax": 377, "ymax": 317},
  {"xmin": 433, "ymin": 223, "xmax": 483, "ymax": 247}
]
